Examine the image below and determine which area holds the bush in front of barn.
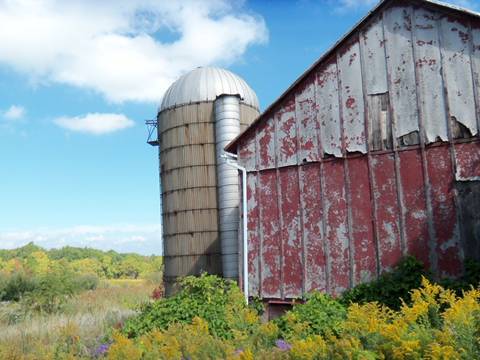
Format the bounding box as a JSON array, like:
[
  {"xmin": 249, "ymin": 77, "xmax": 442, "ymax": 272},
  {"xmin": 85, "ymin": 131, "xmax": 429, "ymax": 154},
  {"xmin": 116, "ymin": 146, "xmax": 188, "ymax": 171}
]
[
  {"xmin": 107, "ymin": 275, "xmax": 480, "ymax": 359},
  {"xmin": 106, "ymin": 255, "xmax": 480, "ymax": 360}
]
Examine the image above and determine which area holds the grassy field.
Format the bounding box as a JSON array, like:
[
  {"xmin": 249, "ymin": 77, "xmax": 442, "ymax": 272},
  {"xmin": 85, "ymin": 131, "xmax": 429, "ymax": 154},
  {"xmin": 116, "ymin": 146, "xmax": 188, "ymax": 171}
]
[{"xmin": 0, "ymin": 279, "xmax": 154, "ymax": 359}]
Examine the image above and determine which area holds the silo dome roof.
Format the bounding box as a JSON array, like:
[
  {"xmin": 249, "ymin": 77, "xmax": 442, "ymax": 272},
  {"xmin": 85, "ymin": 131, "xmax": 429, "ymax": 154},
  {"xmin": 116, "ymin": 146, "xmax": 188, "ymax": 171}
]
[{"xmin": 160, "ymin": 67, "xmax": 259, "ymax": 112}]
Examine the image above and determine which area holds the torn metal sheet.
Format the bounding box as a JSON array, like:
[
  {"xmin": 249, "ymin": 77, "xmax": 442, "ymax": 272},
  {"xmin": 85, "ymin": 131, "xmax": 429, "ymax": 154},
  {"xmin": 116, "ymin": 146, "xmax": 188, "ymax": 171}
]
[
  {"xmin": 440, "ymin": 16, "xmax": 478, "ymax": 137},
  {"xmin": 276, "ymin": 98, "xmax": 298, "ymax": 167},
  {"xmin": 384, "ymin": 5, "xmax": 420, "ymax": 139},
  {"xmin": 413, "ymin": 8, "xmax": 448, "ymax": 143},
  {"xmin": 361, "ymin": 16, "xmax": 388, "ymax": 95},
  {"xmin": 338, "ymin": 41, "xmax": 367, "ymax": 154},
  {"xmin": 257, "ymin": 117, "xmax": 276, "ymax": 170},
  {"xmin": 296, "ymin": 79, "xmax": 320, "ymax": 163},
  {"xmin": 316, "ymin": 61, "xmax": 343, "ymax": 157},
  {"xmin": 238, "ymin": 134, "xmax": 256, "ymax": 172}
]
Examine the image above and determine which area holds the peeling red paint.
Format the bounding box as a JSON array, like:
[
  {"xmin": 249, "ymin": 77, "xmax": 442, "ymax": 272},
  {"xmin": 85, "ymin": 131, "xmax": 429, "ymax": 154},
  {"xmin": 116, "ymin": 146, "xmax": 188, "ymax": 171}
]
[
  {"xmin": 279, "ymin": 167, "xmax": 303, "ymax": 298},
  {"xmin": 454, "ymin": 142, "xmax": 480, "ymax": 180},
  {"xmin": 346, "ymin": 97, "xmax": 356, "ymax": 109},
  {"xmin": 347, "ymin": 157, "xmax": 376, "ymax": 284},
  {"xmin": 300, "ymin": 163, "xmax": 326, "ymax": 293},
  {"xmin": 259, "ymin": 170, "xmax": 281, "ymax": 298},
  {"xmin": 372, "ymin": 154, "xmax": 402, "ymax": 271},
  {"xmin": 323, "ymin": 160, "xmax": 350, "ymax": 296},
  {"xmin": 427, "ymin": 146, "xmax": 462, "ymax": 277},
  {"xmin": 399, "ymin": 150, "xmax": 430, "ymax": 268}
]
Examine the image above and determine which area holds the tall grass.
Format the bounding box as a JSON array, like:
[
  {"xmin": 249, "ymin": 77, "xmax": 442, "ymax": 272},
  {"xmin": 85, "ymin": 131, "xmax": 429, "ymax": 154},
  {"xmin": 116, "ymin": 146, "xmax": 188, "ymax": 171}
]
[{"xmin": 0, "ymin": 280, "xmax": 154, "ymax": 359}]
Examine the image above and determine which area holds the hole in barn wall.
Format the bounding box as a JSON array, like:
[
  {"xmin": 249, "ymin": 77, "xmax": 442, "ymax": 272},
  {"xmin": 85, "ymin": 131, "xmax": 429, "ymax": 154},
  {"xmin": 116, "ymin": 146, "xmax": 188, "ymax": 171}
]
[
  {"xmin": 456, "ymin": 181, "xmax": 480, "ymax": 261},
  {"xmin": 368, "ymin": 92, "xmax": 393, "ymax": 151},
  {"xmin": 451, "ymin": 117, "xmax": 473, "ymax": 140},
  {"xmin": 399, "ymin": 131, "xmax": 420, "ymax": 147}
]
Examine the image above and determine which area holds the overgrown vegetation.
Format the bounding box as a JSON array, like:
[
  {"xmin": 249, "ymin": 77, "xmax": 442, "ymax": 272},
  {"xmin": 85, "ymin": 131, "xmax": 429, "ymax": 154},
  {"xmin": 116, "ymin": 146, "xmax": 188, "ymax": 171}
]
[
  {"xmin": 108, "ymin": 273, "xmax": 480, "ymax": 359},
  {"xmin": 2, "ymin": 251, "xmax": 480, "ymax": 359},
  {"xmin": 0, "ymin": 242, "xmax": 163, "ymax": 280}
]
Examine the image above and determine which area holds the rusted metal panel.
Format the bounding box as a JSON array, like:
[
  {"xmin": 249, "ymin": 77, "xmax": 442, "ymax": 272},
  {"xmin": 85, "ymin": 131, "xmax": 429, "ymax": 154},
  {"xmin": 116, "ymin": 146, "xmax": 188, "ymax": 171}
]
[
  {"xmin": 316, "ymin": 61, "xmax": 342, "ymax": 157},
  {"xmin": 258, "ymin": 169, "xmax": 281, "ymax": 298},
  {"xmin": 257, "ymin": 117, "xmax": 276, "ymax": 170},
  {"xmin": 471, "ymin": 24, "xmax": 480, "ymax": 130},
  {"xmin": 296, "ymin": 79, "xmax": 319, "ymax": 163},
  {"xmin": 238, "ymin": 133, "xmax": 257, "ymax": 172},
  {"xmin": 299, "ymin": 163, "xmax": 327, "ymax": 293},
  {"xmin": 276, "ymin": 98, "xmax": 298, "ymax": 167},
  {"xmin": 247, "ymin": 172, "xmax": 260, "ymax": 297},
  {"xmin": 426, "ymin": 145, "xmax": 462, "ymax": 277},
  {"xmin": 279, "ymin": 167, "xmax": 303, "ymax": 298},
  {"xmin": 323, "ymin": 160, "xmax": 350, "ymax": 295},
  {"xmin": 398, "ymin": 150, "xmax": 430, "ymax": 268},
  {"xmin": 371, "ymin": 153, "xmax": 403, "ymax": 271},
  {"xmin": 413, "ymin": 8, "xmax": 448, "ymax": 143},
  {"xmin": 384, "ymin": 5, "xmax": 420, "ymax": 140},
  {"xmin": 440, "ymin": 15, "xmax": 478, "ymax": 137},
  {"xmin": 454, "ymin": 142, "xmax": 480, "ymax": 181},
  {"xmin": 361, "ymin": 16, "xmax": 388, "ymax": 95},
  {"xmin": 346, "ymin": 157, "xmax": 377, "ymax": 284},
  {"xmin": 338, "ymin": 41, "xmax": 367, "ymax": 154}
]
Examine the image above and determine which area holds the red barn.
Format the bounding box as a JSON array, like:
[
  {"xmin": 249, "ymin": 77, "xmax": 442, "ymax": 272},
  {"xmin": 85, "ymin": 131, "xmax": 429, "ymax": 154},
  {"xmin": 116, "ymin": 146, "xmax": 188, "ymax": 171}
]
[{"xmin": 226, "ymin": 0, "xmax": 480, "ymax": 310}]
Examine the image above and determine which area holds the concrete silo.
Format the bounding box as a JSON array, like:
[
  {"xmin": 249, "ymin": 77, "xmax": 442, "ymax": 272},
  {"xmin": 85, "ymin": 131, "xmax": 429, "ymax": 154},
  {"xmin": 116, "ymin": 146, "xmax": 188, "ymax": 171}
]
[{"xmin": 155, "ymin": 67, "xmax": 260, "ymax": 295}]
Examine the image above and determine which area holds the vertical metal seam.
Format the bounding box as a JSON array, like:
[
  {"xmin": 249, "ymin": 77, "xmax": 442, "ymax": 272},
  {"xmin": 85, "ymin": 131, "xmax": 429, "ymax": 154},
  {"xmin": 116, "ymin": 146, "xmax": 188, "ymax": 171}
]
[
  {"xmin": 467, "ymin": 21, "xmax": 480, "ymax": 135},
  {"xmin": 358, "ymin": 21, "xmax": 382, "ymax": 278},
  {"xmin": 314, "ymin": 71, "xmax": 331, "ymax": 294},
  {"xmin": 294, "ymin": 89, "xmax": 307, "ymax": 298},
  {"xmin": 255, "ymin": 126, "xmax": 264, "ymax": 298},
  {"xmin": 274, "ymin": 111, "xmax": 285, "ymax": 300},
  {"xmin": 436, "ymin": 13, "xmax": 465, "ymax": 266},
  {"xmin": 319, "ymin": 161, "xmax": 330, "ymax": 294},
  {"xmin": 410, "ymin": 5, "xmax": 438, "ymax": 275},
  {"xmin": 336, "ymin": 48, "xmax": 355, "ymax": 289}
]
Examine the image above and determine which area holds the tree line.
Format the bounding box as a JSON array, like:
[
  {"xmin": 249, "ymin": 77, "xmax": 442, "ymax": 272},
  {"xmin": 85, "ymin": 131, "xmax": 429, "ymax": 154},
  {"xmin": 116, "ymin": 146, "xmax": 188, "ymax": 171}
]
[{"xmin": 0, "ymin": 242, "xmax": 163, "ymax": 279}]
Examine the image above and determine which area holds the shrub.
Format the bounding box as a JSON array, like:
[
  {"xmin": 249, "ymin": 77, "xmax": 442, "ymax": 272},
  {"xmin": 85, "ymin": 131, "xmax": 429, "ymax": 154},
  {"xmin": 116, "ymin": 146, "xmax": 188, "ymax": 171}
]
[
  {"xmin": 23, "ymin": 272, "xmax": 77, "ymax": 313},
  {"xmin": 123, "ymin": 273, "xmax": 257, "ymax": 339},
  {"xmin": 73, "ymin": 274, "xmax": 99, "ymax": 291},
  {"xmin": 0, "ymin": 272, "xmax": 37, "ymax": 302},
  {"xmin": 340, "ymin": 256, "xmax": 428, "ymax": 309},
  {"xmin": 275, "ymin": 292, "xmax": 347, "ymax": 340}
]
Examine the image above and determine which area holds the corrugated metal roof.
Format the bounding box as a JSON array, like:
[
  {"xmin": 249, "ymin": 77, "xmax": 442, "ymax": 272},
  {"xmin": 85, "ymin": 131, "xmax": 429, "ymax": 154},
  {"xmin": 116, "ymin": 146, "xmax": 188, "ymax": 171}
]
[
  {"xmin": 159, "ymin": 67, "xmax": 259, "ymax": 112},
  {"xmin": 225, "ymin": 0, "xmax": 480, "ymax": 153}
]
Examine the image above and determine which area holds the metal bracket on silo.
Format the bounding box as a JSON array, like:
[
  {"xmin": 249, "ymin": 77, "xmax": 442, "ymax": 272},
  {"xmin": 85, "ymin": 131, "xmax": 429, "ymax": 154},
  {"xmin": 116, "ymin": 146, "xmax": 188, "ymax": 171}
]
[{"xmin": 146, "ymin": 119, "xmax": 159, "ymax": 146}]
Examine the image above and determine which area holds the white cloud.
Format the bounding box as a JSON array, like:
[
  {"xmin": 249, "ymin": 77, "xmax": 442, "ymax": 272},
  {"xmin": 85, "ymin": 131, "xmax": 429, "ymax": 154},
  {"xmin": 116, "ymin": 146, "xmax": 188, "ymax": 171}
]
[
  {"xmin": 0, "ymin": 224, "xmax": 162, "ymax": 255},
  {"xmin": 54, "ymin": 113, "xmax": 135, "ymax": 135},
  {"xmin": 3, "ymin": 105, "xmax": 25, "ymax": 120},
  {"xmin": 0, "ymin": 0, "xmax": 267, "ymax": 103}
]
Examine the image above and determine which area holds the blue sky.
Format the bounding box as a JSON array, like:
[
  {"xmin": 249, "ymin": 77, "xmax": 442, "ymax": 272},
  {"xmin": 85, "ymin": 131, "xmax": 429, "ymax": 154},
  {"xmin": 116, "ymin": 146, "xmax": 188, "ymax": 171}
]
[{"xmin": 0, "ymin": 0, "xmax": 478, "ymax": 255}]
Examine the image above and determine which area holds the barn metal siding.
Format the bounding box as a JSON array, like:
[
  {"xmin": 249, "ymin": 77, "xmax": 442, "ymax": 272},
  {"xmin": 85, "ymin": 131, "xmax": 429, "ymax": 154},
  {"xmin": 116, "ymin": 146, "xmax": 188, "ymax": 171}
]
[{"xmin": 238, "ymin": 1, "xmax": 480, "ymax": 299}]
